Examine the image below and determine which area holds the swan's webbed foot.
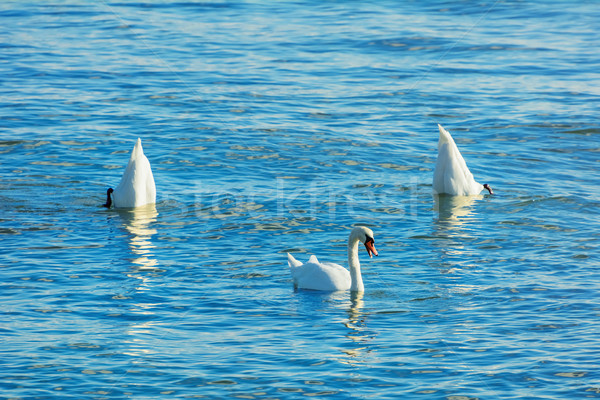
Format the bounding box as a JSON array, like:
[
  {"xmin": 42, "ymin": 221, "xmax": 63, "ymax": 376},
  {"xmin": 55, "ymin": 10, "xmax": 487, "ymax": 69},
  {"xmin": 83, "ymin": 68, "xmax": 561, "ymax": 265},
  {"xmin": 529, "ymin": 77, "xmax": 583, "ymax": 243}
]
[{"xmin": 483, "ymin": 184, "xmax": 493, "ymax": 195}]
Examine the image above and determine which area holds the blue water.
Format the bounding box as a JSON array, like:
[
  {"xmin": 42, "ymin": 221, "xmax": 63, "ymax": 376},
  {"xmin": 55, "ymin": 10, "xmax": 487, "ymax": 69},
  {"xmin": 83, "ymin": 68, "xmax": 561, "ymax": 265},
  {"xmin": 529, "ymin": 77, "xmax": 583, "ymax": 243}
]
[{"xmin": 2, "ymin": 1, "xmax": 600, "ymax": 399}]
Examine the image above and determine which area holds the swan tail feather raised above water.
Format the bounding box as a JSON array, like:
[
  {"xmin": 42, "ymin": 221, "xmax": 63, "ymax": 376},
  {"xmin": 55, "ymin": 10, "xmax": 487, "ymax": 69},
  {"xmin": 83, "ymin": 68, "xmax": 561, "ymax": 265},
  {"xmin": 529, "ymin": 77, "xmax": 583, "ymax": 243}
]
[
  {"xmin": 433, "ymin": 124, "xmax": 492, "ymax": 196},
  {"xmin": 108, "ymin": 138, "xmax": 156, "ymax": 209}
]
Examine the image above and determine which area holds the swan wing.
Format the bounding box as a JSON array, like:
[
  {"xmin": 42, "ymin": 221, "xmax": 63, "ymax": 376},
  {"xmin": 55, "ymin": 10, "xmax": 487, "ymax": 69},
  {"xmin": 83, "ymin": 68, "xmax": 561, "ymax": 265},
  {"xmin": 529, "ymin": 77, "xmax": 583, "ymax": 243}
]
[
  {"xmin": 113, "ymin": 138, "xmax": 156, "ymax": 208},
  {"xmin": 433, "ymin": 125, "xmax": 483, "ymax": 196}
]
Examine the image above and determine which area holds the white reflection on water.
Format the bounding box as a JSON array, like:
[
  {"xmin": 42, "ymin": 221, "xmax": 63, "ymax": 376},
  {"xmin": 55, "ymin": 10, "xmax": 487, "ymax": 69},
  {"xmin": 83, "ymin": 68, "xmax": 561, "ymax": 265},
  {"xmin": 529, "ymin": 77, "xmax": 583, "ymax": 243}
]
[
  {"xmin": 338, "ymin": 291, "xmax": 376, "ymax": 365},
  {"xmin": 434, "ymin": 194, "xmax": 482, "ymax": 231},
  {"xmin": 346, "ymin": 291, "xmax": 365, "ymax": 330},
  {"xmin": 432, "ymin": 194, "xmax": 483, "ymax": 265},
  {"xmin": 116, "ymin": 205, "xmax": 162, "ymax": 357},
  {"xmin": 117, "ymin": 205, "xmax": 159, "ymax": 272}
]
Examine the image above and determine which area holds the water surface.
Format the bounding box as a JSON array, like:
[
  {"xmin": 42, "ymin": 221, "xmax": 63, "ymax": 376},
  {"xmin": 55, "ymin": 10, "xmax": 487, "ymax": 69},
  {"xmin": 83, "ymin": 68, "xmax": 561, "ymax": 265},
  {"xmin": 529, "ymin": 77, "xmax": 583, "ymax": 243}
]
[{"xmin": 1, "ymin": 1, "xmax": 599, "ymax": 399}]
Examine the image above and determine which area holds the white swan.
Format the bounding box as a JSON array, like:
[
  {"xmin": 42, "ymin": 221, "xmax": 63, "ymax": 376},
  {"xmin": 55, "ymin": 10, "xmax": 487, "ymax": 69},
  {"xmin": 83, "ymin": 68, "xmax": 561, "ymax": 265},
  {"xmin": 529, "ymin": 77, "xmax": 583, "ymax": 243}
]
[
  {"xmin": 287, "ymin": 226, "xmax": 378, "ymax": 292},
  {"xmin": 433, "ymin": 124, "xmax": 493, "ymax": 196},
  {"xmin": 103, "ymin": 138, "xmax": 156, "ymax": 208}
]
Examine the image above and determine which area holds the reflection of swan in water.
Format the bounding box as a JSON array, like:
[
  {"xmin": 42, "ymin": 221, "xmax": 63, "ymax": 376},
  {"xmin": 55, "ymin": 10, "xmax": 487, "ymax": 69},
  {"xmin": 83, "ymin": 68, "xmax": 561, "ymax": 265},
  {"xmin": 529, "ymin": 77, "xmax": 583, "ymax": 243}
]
[
  {"xmin": 434, "ymin": 193, "xmax": 481, "ymax": 228},
  {"xmin": 118, "ymin": 204, "xmax": 159, "ymax": 271},
  {"xmin": 339, "ymin": 291, "xmax": 375, "ymax": 364},
  {"xmin": 291, "ymin": 290, "xmax": 374, "ymax": 365},
  {"xmin": 344, "ymin": 291, "xmax": 365, "ymax": 333},
  {"xmin": 347, "ymin": 291, "xmax": 364, "ymax": 324},
  {"xmin": 433, "ymin": 194, "xmax": 481, "ymax": 264},
  {"xmin": 433, "ymin": 124, "xmax": 493, "ymax": 196},
  {"xmin": 116, "ymin": 204, "xmax": 162, "ymax": 359}
]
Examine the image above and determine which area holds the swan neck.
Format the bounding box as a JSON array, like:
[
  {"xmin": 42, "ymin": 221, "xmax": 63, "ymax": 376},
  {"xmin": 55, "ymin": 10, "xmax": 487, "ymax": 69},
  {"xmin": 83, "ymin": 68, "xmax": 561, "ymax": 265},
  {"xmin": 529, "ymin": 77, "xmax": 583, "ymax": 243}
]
[
  {"xmin": 348, "ymin": 234, "xmax": 364, "ymax": 292},
  {"xmin": 103, "ymin": 188, "xmax": 113, "ymax": 208}
]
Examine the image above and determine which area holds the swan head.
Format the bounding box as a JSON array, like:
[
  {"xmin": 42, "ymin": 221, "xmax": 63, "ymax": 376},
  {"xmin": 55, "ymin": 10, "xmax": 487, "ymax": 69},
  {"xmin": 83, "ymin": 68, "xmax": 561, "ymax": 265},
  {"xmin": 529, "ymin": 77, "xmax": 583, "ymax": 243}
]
[
  {"xmin": 351, "ymin": 226, "xmax": 378, "ymax": 258},
  {"xmin": 483, "ymin": 184, "xmax": 494, "ymax": 195}
]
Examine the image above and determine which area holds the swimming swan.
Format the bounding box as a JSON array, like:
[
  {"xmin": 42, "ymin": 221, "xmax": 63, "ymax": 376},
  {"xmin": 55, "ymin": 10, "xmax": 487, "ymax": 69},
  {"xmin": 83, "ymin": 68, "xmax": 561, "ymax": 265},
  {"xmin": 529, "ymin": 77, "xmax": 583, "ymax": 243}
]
[
  {"xmin": 287, "ymin": 226, "xmax": 378, "ymax": 292},
  {"xmin": 433, "ymin": 124, "xmax": 493, "ymax": 196},
  {"xmin": 103, "ymin": 138, "xmax": 156, "ymax": 208}
]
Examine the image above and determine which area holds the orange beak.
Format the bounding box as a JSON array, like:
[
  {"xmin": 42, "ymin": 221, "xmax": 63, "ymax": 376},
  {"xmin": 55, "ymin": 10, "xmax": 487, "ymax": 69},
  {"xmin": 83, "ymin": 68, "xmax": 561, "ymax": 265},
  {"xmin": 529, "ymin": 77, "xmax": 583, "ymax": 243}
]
[{"xmin": 364, "ymin": 239, "xmax": 378, "ymax": 258}]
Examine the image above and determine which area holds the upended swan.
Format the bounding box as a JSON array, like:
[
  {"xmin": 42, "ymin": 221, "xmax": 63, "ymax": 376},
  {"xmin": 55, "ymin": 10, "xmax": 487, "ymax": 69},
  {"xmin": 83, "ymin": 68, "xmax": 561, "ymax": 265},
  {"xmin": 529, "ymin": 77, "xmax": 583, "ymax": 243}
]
[
  {"xmin": 433, "ymin": 124, "xmax": 493, "ymax": 196},
  {"xmin": 103, "ymin": 138, "xmax": 156, "ymax": 208},
  {"xmin": 287, "ymin": 226, "xmax": 378, "ymax": 292}
]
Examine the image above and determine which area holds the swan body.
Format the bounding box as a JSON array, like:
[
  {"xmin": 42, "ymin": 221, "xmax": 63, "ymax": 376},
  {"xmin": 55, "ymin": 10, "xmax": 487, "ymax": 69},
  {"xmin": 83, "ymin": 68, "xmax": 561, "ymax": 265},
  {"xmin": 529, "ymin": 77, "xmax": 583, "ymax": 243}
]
[
  {"xmin": 104, "ymin": 138, "xmax": 156, "ymax": 208},
  {"xmin": 287, "ymin": 226, "xmax": 378, "ymax": 292},
  {"xmin": 433, "ymin": 124, "xmax": 492, "ymax": 196},
  {"xmin": 288, "ymin": 254, "xmax": 352, "ymax": 291}
]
